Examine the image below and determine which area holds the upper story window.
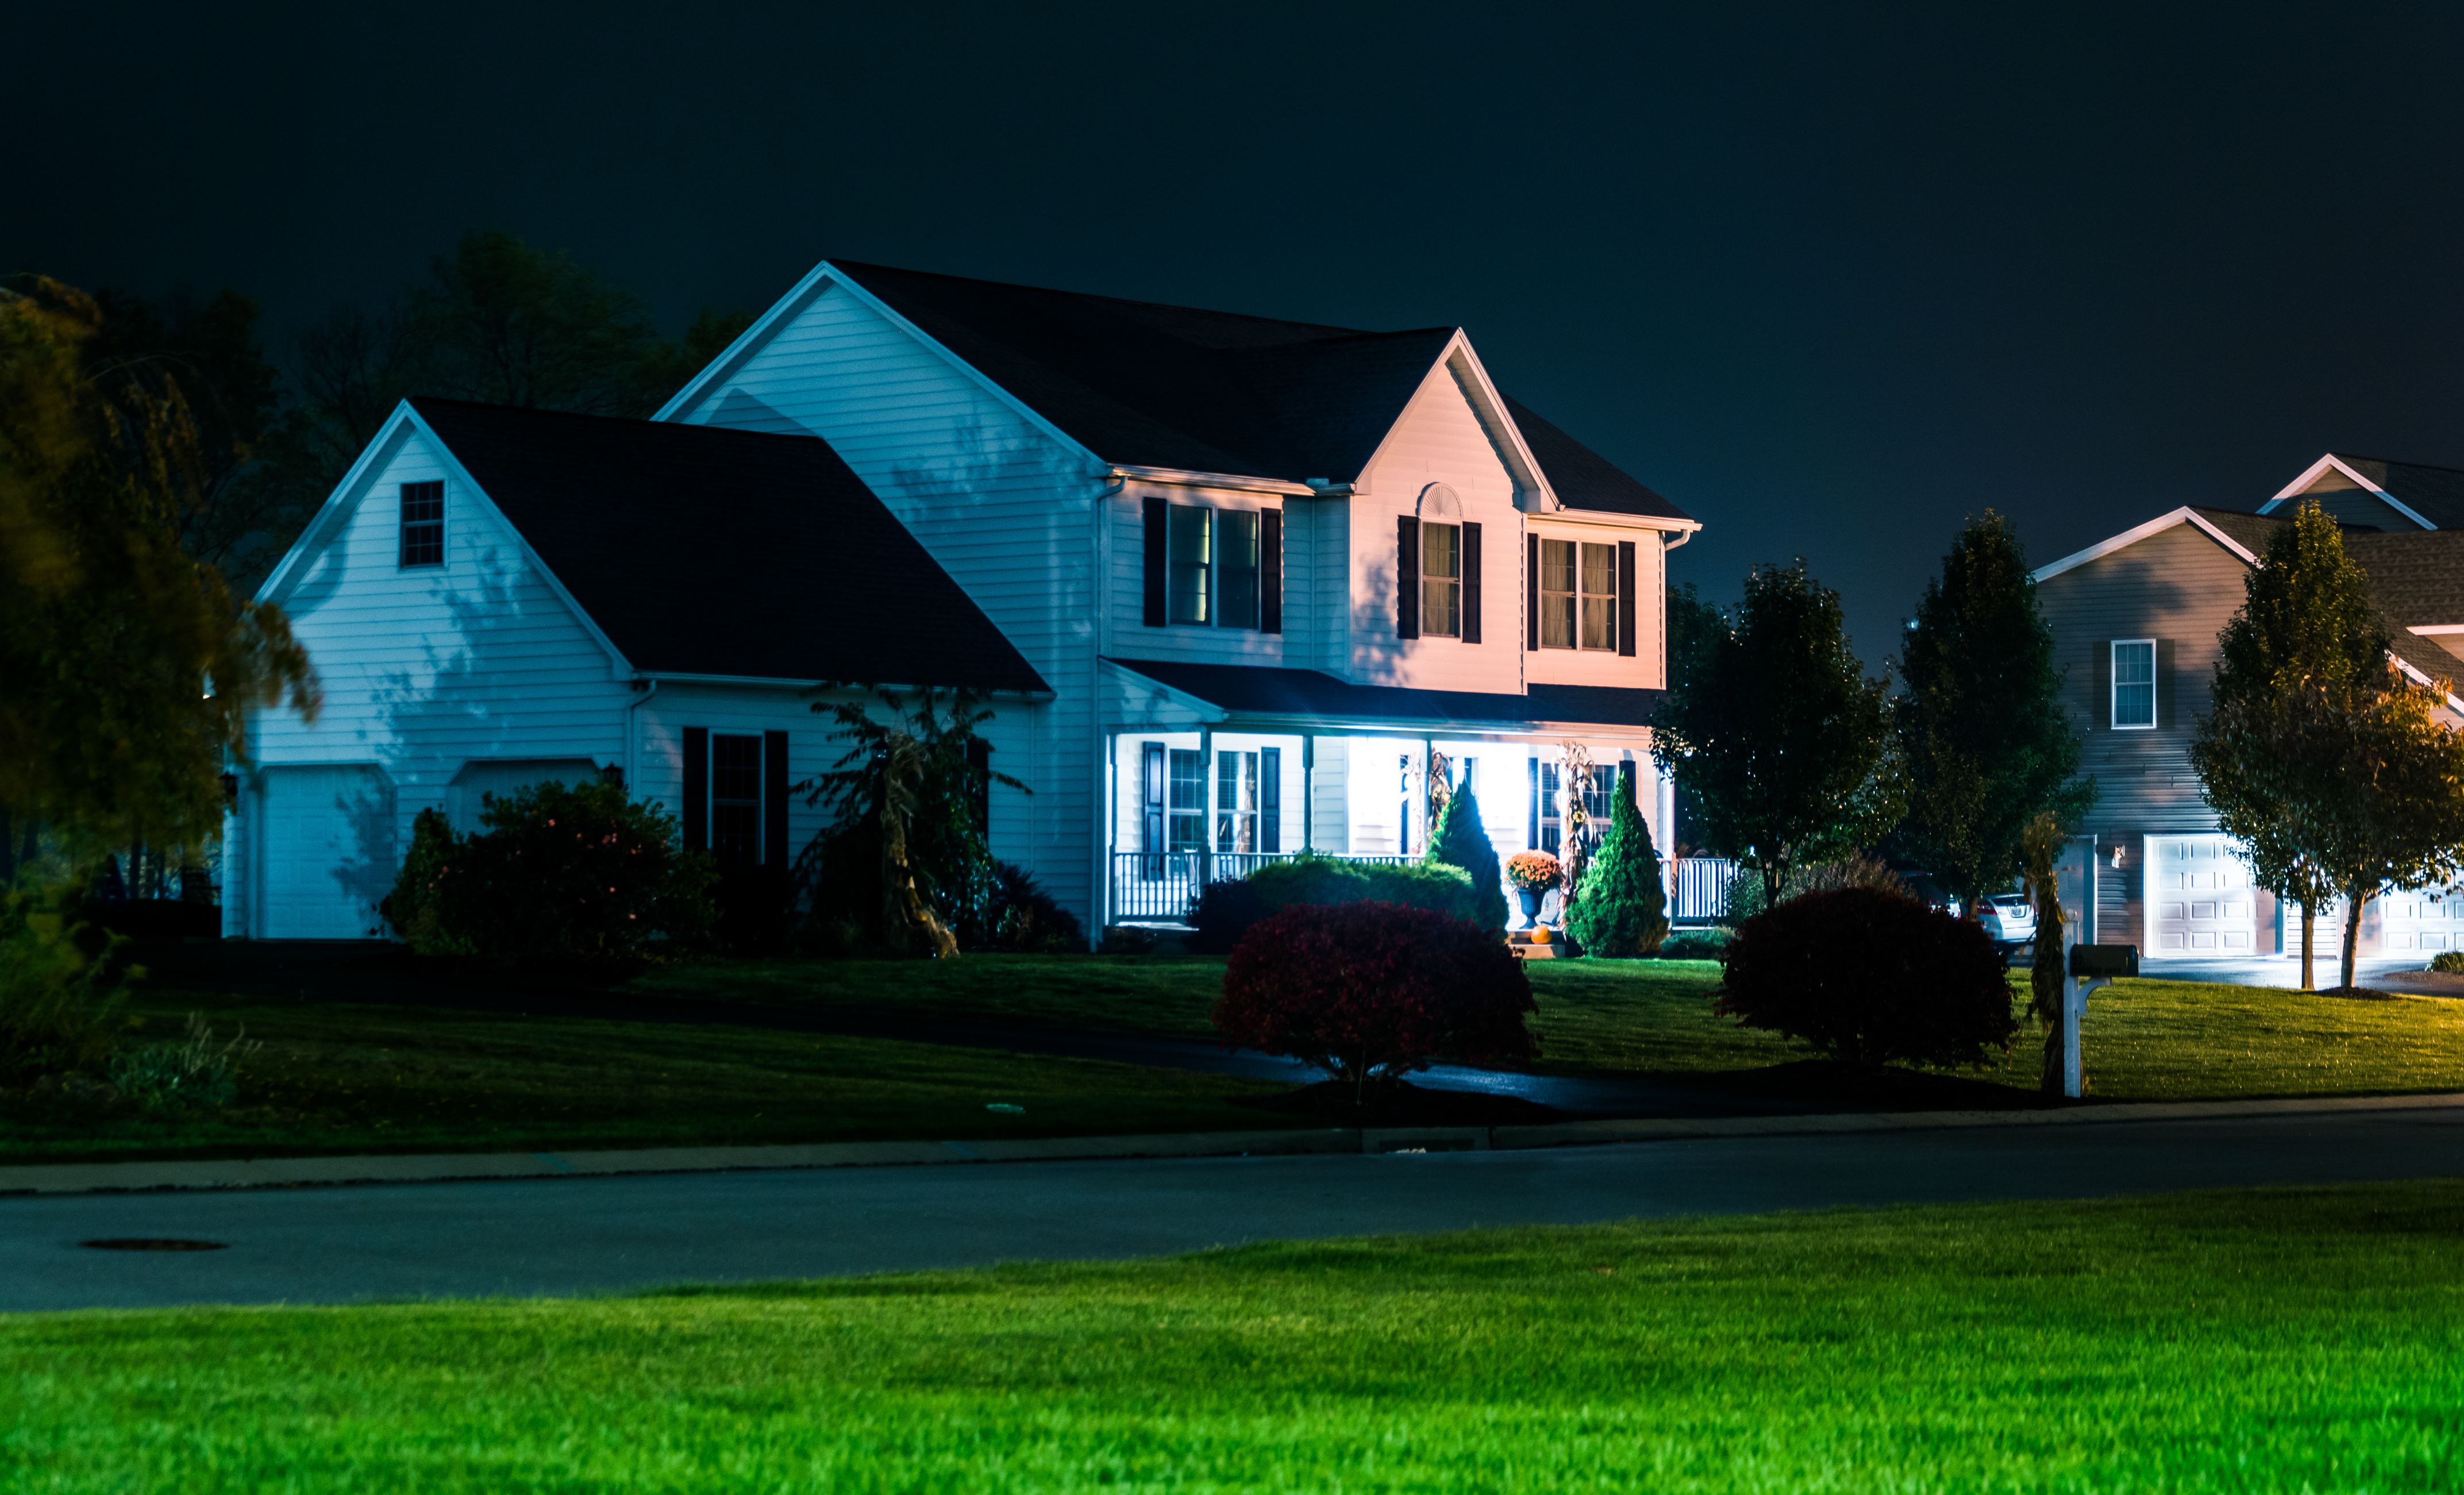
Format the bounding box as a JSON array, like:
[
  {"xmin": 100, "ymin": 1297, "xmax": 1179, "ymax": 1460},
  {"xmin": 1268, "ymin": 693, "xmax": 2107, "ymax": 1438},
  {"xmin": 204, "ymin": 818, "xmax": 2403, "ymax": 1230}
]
[
  {"xmin": 399, "ymin": 481, "xmax": 444, "ymax": 568},
  {"xmin": 2112, "ymin": 639, "xmax": 2157, "ymax": 729},
  {"xmin": 1538, "ymin": 539, "xmax": 1618, "ymax": 650},
  {"xmin": 1151, "ymin": 500, "xmax": 1276, "ymax": 632},
  {"xmin": 1422, "ymin": 522, "xmax": 1461, "ymax": 637}
]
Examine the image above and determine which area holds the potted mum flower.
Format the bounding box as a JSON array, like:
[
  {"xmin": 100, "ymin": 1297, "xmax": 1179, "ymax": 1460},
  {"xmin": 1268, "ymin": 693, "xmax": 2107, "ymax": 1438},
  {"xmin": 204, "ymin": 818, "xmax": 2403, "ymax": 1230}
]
[{"xmin": 1505, "ymin": 850, "xmax": 1561, "ymax": 928}]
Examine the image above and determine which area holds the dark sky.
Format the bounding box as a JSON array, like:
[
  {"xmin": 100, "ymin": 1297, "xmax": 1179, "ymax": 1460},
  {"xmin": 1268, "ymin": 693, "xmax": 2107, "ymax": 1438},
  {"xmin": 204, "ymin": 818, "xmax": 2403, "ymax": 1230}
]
[{"xmin": 12, "ymin": 1, "xmax": 2462, "ymax": 667}]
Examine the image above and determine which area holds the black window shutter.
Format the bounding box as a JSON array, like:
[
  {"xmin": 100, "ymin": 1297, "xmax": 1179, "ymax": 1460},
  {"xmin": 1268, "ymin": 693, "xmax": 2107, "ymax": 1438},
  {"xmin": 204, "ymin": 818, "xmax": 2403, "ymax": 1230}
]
[
  {"xmin": 682, "ymin": 727, "xmax": 708, "ymax": 851},
  {"xmin": 1462, "ymin": 522, "xmax": 1483, "ymax": 644},
  {"xmin": 1397, "ymin": 516, "xmax": 1420, "ymax": 639},
  {"xmin": 2093, "ymin": 644, "xmax": 2111, "ymax": 731},
  {"xmin": 1526, "ymin": 534, "xmax": 1541, "ymax": 653},
  {"xmin": 1142, "ymin": 497, "xmax": 1168, "ymax": 627},
  {"xmin": 1260, "ymin": 746, "xmax": 1281, "ymax": 853},
  {"xmin": 1261, "ymin": 508, "xmax": 1283, "ymax": 635},
  {"xmin": 1141, "ymin": 742, "xmax": 1165, "ymax": 854},
  {"xmin": 966, "ymin": 739, "xmax": 992, "ymax": 839},
  {"xmin": 764, "ymin": 730, "xmax": 789, "ymax": 871},
  {"xmin": 1618, "ymin": 541, "xmax": 1638, "ymax": 658},
  {"xmin": 2157, "ymin": 638, "xmax": 2176, "ymax": 730}
]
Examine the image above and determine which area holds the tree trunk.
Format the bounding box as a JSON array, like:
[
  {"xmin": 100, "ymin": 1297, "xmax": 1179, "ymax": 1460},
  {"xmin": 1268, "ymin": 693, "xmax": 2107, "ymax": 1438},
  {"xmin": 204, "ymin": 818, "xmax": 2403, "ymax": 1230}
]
[
  {"xmin": 2340, "ymin": 885, "xmax": 2368, "ymax": 993},
  {"xmin": 2300, "ymin": 903, "xmax": 2316, "ymax": 992}
]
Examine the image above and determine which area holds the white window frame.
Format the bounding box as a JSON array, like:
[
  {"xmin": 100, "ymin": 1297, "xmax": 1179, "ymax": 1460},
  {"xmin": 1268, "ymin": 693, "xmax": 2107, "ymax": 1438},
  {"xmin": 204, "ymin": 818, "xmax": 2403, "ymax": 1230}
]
[{"xmin": 2112, "ymin": 638, "xmax": 2157, "ymax": 730}]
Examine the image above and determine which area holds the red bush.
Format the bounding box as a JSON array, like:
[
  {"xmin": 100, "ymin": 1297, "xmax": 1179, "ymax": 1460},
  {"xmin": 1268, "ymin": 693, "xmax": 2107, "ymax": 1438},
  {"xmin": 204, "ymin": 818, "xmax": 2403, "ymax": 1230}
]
[
  {"xmin": 1212, "ymin": 901, "xmax": 1538, "ymax": 1091},
  {"xmin": 1715, "ymin": 887, "xmax": 2017, "ymax": 1068}
]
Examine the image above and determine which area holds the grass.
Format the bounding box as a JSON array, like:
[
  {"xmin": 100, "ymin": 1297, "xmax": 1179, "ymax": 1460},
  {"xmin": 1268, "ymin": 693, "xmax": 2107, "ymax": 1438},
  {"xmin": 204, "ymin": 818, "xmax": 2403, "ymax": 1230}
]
[
  {"xmin": 0, "ymin": 989, "xmax": 1308, "ymax": 1166},
  {"xmin": 634, "ymin": 952, "xmax": 2464, "ymax": 1100},
  {"xmin": 9, "ymin": 1179, "xmax": 2464, "ymax": 1490}
]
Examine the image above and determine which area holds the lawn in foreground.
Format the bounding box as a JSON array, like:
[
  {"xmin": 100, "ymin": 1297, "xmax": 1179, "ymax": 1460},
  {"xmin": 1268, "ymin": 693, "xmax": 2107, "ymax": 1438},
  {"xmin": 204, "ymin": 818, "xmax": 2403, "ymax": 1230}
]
[
  {"xmin": 632, "ymin": 952, "xmax": 2464, "ymax": 1100},
  {"xmin": 0, "ymin": 990, "xmax": 1307, "ymax": 1166},
  {"xmin": 9, "ymin": 1180, "xmax": 2463, "ymax": 1492}
]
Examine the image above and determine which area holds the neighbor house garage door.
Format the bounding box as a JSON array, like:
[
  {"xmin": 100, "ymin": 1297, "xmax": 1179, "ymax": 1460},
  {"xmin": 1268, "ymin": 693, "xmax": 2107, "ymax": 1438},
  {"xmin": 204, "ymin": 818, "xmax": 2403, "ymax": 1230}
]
[
  {"xmin": 2143, "ymin": 834, "xmax": 2253, "ymax": 956},
  {"xmin": 259, "ymin": 764, "xmax": 395, "ymax": 939},
  {"xmin": 2376, "ymin": 888, "xmax": 2464, "ymax": 955}
]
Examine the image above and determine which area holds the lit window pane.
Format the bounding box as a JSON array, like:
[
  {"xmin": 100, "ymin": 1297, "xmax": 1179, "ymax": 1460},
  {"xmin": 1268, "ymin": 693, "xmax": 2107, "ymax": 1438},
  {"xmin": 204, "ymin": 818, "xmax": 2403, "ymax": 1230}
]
[
  {"xmin": 1541, "ymin": 539, "xmax": 1576, "ymax": 649},
  {"xmin": 1168, "ymin": 507, "xmax": 1211, "ymax": 625},
  {"xmin": 1581, "ymin": 544, "xmax": 1617, "ymax": 651},
  {"xmin": 1217, "ymin": 510, "xmax": 1258, "ymax": 630}
]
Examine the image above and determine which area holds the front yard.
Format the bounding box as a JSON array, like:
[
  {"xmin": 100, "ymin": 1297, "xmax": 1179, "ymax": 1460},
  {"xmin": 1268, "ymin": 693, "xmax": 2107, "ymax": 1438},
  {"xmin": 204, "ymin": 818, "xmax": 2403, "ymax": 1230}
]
[{"xmin": 11, "ymin": 1179, "xmax": 2463, "ymax": 1491}]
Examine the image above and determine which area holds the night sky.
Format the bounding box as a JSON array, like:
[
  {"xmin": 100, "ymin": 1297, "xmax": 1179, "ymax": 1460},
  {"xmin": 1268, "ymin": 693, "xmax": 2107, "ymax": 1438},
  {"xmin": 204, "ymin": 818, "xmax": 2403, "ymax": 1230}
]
[{"xmin": 13, "ymin": 1, "xmax": 2462, "ymax": 668}]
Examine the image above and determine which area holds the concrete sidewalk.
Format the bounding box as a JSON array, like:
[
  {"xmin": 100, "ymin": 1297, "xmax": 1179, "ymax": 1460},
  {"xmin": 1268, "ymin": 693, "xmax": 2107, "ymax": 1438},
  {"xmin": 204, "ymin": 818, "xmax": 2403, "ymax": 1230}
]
[{"xmin": 10, "ymin": 1089, "xmax": 2459, "ymax": 1196}]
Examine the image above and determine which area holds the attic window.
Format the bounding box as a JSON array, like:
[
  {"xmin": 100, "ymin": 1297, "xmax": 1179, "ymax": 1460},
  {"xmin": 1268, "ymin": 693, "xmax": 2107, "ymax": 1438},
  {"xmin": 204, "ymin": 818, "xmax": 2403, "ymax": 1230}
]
[{"xmin": 399, "ymin": 482, "xmax": 444, "ymax": 568}]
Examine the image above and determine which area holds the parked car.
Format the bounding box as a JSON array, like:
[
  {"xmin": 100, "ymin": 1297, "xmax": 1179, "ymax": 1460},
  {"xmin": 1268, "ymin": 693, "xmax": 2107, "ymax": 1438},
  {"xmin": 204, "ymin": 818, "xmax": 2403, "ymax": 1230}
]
[{"xmin": 1978, "ymin": 893, "xmax": 2036, "ymax": 955}]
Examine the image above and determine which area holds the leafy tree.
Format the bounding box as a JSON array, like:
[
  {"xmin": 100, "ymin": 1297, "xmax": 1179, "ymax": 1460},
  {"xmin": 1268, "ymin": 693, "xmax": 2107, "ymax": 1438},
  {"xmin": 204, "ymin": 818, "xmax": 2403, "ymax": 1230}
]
[
  {"xmin": 1426, "ymin": 787, "xmax": 1506, "ymax": 931},
  {"xmin": 279, "ymin": 230, "xmax": 754, "ymax": 537},
  {"xmin": 1650, "ymin": 560, "xmax": 1904, "ymax": 911},
  {"xmin": 2189, "ymin": 500, "xmax": 2450, "ymax": 990},
  {"xmin": 0, "ymin": 277, "xmax": 317, "ymax": 868},
  {"xmin": 1894, "ymin": 512, "xmax": 2095, "ymax": 916},
  {"xmin": 1566, "ymin": 772, "xmax": 1669, "ymax": 955},
  {"xmin": 796, "ymin": 685, "xmax": 1024, "ymax": 958}
]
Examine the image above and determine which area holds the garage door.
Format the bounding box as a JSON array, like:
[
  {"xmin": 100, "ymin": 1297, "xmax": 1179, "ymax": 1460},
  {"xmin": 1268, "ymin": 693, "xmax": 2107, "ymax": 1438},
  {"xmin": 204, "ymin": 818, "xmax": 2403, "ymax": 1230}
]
[
  {"xmin": 2377, "ymin": 888, "xmax": 2464, "ymax": 954},
  {"xmin": 260, "ymin": 764, "xmax": 395, "ymax": 939},
  {"xmin": 2145, "ymin": 835, "xmax": 2253, "ymax": 955}
]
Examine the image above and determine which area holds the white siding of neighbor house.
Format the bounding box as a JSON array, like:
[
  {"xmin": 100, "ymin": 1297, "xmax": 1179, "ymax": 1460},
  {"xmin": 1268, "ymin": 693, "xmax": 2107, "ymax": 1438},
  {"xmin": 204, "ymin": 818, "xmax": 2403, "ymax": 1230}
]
[
  {"xmin": 246, "ymin": 425, "xmax": 633, "ymax": 932},
  {"xmin": 667, "ymin": 279, "xmax": 1098, "ymax": 926},
  {"xmin": 1106, "ymin": 483, "xmax": 1293, "ymax": 666}
]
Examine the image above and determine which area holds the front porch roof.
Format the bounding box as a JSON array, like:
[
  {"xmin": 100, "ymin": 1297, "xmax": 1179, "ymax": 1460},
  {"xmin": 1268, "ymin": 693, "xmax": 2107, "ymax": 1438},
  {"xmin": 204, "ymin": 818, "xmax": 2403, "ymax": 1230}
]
[{"xmin": 1104, "ymin": 657, "xmax": 1661, "ymax": 735}]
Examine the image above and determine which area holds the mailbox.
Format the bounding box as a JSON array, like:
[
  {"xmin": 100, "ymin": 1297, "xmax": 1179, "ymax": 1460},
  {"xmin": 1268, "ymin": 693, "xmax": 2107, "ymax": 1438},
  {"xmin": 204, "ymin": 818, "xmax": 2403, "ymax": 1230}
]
[{"xmin": 2069, "ymin": 943, "xmax": 2138, "ymax": 979}]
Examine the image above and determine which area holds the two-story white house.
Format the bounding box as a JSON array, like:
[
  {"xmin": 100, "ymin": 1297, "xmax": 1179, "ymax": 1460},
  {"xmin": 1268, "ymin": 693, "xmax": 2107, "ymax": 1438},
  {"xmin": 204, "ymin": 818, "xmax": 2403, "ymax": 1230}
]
[{"xmin": 228, "ymin": 261, "xmax": 1700, "ymax": 941}]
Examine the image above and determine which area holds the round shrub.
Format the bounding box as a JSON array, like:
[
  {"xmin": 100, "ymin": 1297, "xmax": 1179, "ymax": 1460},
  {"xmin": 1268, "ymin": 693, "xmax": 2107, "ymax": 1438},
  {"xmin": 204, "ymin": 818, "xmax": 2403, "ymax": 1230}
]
[
  {"xmin": 1188, "ymin": 877, "xmax": 1275, "ymax": 954},
  {"xmin": 2432, "ymin": 950, "xmax": 2464, "ymax": 974},
  {"xmin": 1213, "ymin": 900, "xmax": 1537, "ymax": 1093},
  {"xmin": 1715, "ymin": 887, "xmax": 2017, "ymax": 1068}
]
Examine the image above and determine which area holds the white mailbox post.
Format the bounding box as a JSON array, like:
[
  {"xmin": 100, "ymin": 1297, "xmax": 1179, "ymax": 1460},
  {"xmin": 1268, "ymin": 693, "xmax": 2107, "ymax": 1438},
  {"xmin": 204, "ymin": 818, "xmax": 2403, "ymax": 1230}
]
[{"xmin": 2063, "ymin": 943, "xmax": 2138, "ymax": 1099}]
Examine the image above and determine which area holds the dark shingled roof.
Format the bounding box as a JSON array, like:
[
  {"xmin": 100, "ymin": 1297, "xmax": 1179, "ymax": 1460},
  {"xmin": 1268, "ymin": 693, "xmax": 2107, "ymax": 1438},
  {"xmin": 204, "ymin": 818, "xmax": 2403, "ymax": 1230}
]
[
  {"xmin": 1106, "ymin": 658, "xmax": 1662, "ymax": 729},
  {"xmin": 411, "ymin": 398, "xmax": 1047, "ymax": 693},
  {"xmin": 831, "ymin": 262, "xmax": 1693, "ymax": 522},
  {"xmin": 2328, "ymin": 454, "xmax": 2464, "ymax": 529}
]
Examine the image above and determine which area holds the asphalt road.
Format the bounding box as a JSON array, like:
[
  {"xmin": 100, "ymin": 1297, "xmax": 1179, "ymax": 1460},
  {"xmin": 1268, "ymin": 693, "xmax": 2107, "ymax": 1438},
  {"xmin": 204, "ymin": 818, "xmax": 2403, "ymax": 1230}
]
[{"xmin": 10, "ymin": 1106, "xmax": 2463, "ymax": 1313}]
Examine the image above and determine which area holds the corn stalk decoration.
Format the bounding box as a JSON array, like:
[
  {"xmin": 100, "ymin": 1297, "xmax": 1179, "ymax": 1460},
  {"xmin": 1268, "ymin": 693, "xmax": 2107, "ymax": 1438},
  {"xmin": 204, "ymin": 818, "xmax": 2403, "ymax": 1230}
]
[{"xmin": 1559, "ymin": 742, "xmax": 1596, "ymax": 900}]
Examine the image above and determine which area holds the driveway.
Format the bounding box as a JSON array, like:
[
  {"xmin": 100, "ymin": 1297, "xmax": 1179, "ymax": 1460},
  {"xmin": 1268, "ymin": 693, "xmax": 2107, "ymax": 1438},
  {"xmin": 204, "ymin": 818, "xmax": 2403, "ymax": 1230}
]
[{"xmin": 10, "ymin": 1104, "xmax": 2462, "ymax": 1312}]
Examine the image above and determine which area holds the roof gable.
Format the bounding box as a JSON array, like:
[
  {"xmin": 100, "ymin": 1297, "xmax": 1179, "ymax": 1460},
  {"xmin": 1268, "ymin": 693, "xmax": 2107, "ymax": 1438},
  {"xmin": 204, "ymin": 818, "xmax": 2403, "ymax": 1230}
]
[{"xmin": 391, "ymin": 399, "xmax": 1045, "ymax": 692}]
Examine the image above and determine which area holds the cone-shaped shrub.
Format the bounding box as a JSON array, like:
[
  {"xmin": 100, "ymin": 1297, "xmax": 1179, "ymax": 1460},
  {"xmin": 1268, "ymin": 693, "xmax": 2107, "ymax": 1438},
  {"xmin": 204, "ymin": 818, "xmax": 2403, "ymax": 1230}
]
[
  {"xmin": 1213, "ymin": 900, "xmax": 1538, "ymax": 1095},
  {"xmin": 1715, "ymin": 886, "xmax": 2016, "ymax": 1068},
  {"xmin": 1566, "ymin": 783, "xmax": 1669, "ymax": 955},
  {"xmin": 1427, "ymin": 788, "xmax": 1507, "ymax": 931}
]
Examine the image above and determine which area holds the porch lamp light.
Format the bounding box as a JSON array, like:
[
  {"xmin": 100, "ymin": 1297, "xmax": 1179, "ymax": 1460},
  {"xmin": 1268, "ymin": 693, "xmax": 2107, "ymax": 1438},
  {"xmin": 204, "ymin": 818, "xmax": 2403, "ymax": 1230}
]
[
  {"xmin": 600, "ymin": 764, "xmax": 625, "ymax": 789},
  {"xmin": 218, "ymin": 771, "xmax": 239, "ymax": 804}
]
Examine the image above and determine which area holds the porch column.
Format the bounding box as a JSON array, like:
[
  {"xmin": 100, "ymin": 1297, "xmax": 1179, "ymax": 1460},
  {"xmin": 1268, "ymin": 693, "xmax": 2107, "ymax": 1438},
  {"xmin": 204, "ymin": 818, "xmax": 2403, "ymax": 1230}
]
[
  {"xmin": 1301, "ymin": 734, "xmax": 1315, "ymax": 853},
  {"xmin": 1101, "ymin": 729, "xmax": 1119, "ymax": 931},
  {"xmin": 1198, "ymin": 724, "xmax": 1214, "ymax": 889}
]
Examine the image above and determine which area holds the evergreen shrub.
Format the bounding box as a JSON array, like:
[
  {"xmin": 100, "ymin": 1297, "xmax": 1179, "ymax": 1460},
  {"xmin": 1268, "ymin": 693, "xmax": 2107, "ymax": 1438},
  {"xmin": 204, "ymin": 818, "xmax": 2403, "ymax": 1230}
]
[
  {"xmin": 1213, "ymin": 900, "xmax": 1538, "ymax": 1093},
  {"xmin": 1715, "ymin": 887, "xmax": 2017, "ymax": 1068},
  {"xmin": 1566, "ymin": 787, "xmax": 1668, "ymax": 956},
  {"xmin": 379, "ymin": 781, "xmax": 715, "ymax": 960},
  {"xmin": 977, "ymin": 861, "xmax": 1086, "ymax": 953},
  {"xmin": 1427, "ymin": 789, "xmax": 1508, "ymax": 931},
  {"xmin": 2433, "ymin": 950, "xmax": 2464, "ymax": 974}
]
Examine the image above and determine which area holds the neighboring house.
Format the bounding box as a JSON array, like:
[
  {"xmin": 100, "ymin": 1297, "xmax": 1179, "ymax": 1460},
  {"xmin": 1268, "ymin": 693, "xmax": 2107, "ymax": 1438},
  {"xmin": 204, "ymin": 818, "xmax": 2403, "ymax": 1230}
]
[
  {"xmin": 233, "ymin": 263, "xmax": 1700, "ymax": 939},
  {"xmin": 2031, "ymin": 454, "xmax": 2464, "ymax": 962}
]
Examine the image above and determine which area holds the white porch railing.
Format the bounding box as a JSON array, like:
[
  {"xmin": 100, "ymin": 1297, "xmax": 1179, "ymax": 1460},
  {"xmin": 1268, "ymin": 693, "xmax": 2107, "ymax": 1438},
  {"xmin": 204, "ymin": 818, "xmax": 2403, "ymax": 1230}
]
[
  {"xmin": 1668, "ymin": 857, "xmax": 1735, "ymax": 922},
  {"xmin": 1111, "ymin": 851, "xmax": 1416, "ymax": 924}
]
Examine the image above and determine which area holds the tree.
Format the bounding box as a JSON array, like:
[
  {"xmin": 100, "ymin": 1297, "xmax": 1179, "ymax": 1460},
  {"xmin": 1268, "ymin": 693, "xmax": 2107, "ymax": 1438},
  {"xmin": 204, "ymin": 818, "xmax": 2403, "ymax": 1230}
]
[
  {"xmin": 278, "ymin": 230, "xmax": 754, "ymax": 542},
  {"xmin": 2188, "ymin": 500, "xmax": 2452, "ymax": 990},
  {"xmin": 796, "ymin": 685, "xmax": 1024, "ymax": 958},
  {"xmin": 1650, "ymin": 560, "xmax": 1904, "ymax": 910},
  {"xmin": 1894, "ymin": 512, "xmax": 2095, "ymax": 916},
  {"xmin": 0, "ymin": 277, "xmax": 318, "ymax": 870},
  {"xmin": 1426, "ymin": 787, "xmax": 1507, "ymax": 931},
  {"xmin": 1566, "ymin": 768, "xmax": 1669, "ymax": 955}
]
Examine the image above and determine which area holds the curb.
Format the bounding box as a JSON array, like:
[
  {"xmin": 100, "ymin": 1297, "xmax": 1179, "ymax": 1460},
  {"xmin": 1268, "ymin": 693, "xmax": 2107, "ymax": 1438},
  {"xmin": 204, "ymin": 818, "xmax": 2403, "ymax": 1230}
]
[{"xmin": 5, "ymin": 1091, "xmax": 2461, "ymax": 1197}]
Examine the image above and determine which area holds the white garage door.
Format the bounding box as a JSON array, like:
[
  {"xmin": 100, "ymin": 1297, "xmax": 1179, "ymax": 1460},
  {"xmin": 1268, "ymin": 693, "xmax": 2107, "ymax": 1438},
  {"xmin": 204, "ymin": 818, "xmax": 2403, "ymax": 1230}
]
[
  {"xmin": 2145, "ymin": 834, "xmax": 2253, "ymax": 956},
  {"xmin": 2377, "ymin": 888, "xmax": 2464, "ymax": 954},
  {"xmin": 260, "ymin": 764, "xmax": 395, "ymax": 939}
]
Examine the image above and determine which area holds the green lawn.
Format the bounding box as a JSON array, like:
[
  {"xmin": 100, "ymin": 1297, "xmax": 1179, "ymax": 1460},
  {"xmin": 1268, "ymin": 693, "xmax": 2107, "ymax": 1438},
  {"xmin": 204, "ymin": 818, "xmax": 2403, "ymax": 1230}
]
[
  {"xmin": 634, "ymin": 952, "xmax": 2464, "ymax": 1100},
  {"xmin": 0, "ymin": 989, "xmax": 1307, "ymax": 1166},
  {"xmin": 10, "ymin": 1180, "xmax": 2464, "ymax": 1491}
]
